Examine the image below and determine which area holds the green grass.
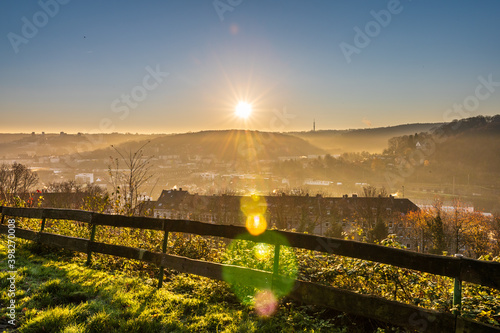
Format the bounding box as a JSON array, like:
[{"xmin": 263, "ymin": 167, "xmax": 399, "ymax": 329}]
[{"xmin": 0, "ymin": 237, "xmax": 400, "ymax": 333}]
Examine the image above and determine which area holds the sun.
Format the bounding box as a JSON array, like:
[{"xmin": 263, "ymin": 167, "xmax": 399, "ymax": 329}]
[{"xmin": 235, "ymin": 101, "xmax": 252, "ymax": 119}]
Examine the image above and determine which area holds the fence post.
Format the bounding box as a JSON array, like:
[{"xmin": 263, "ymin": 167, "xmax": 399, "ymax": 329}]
[
  {"xmin": 86, "ymin": 216, "xmax": 97, "ymax": 266},
  {"xmin": 40, "ymin": 217, "xmax": 46, "ymax": 232},
  {"xmin": 453, "ymin": 254, "xmax": 463, "ymax": 315},
  {"xmin": 272, "ymin": 243, "xmax": 281, "ymax": 290},
  {"xmin": 1, "ymin": 207, "xmax": 5, "ymax": 225},
  {"xmin": 157, "ymin": 225, "xmax": 170, "ymax": 289}
]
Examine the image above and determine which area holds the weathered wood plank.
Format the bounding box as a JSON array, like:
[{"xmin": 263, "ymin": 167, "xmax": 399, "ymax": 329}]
[
  {"xmin": 2, "ymin": 207, "xmax": 43, "ymax": 219},
  {"xmin": 456, "ymin": 316, "xmax": 500, "ymax": 333},
  {"xmin": 165, "ymin": 219, "xmax": 246, "ymax": 238},
  {"xmin": 460, "ymin": 258, "xmax": 500, "ymax": 291},
  {"xmin": 43, "ymin": 209, "xmax": 93, "ymax": 223},
  {"xmin": 164, "ymin": 224, "xmax": 498, "ymax": 290},
  {"xmin": 38, "ymin": 232, "xmax": 88, "ymax": 253},
  {"xmin": 288, "ymin": 280, "xmax": 458, "ymax": 332},
  {"xmin": 88, "ymin": 242, "xmax": 161, "ymax": 264},
  {"xmin": 162, "ymin": 223, "xmax": 465, "ymax": 283},
  {"xmin": 288, "ymin": 233, "xmax": 462, "ymax": 279},
  {"xmin": 84, "ymin": 240, "xmax": 280, "ymax": 290},
  {"xmin": 159, "ymin": 251, "xmax": 293, "ymax": 293},
  {"xmin": 92, "ymin": 214, "xmax": 164, "ymax": 230},
  {"xmin": 0, "ymin": 225, "xmax": 38, "ymax": 241},
  {"xmin": 156, "ymin": 222, "xmax": 467, "ymax": 283}
]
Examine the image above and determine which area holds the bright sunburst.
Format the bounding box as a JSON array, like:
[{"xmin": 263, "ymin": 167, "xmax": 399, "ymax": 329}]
[{"xmin": 235, "ymin": 101, "xmax": 252, "ymax": 119}]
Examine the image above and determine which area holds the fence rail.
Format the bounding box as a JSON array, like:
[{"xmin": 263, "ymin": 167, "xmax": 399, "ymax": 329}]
[{"xmin": 1, "ymin": 206, "xmax": 499, "ymax": 332}]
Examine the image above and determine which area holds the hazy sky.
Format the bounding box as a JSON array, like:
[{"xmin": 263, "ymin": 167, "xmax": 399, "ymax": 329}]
[{"xmin": 1, "ymin": 0, "xmax": 499, "ymax": 133}]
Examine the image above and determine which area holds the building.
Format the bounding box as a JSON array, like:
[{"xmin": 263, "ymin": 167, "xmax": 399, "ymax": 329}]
[
  {"xmin": 152, "ymin": 189, "xmax": 419, "ymax": 237},
  {"xmin": 75, "ymin": 173, "xmax": 94, "ymax": 184}
]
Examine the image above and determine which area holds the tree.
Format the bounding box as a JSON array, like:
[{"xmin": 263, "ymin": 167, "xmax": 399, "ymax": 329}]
[
  {"xmin": 0, "ymin": 164, "xmax": 12, "ymax": 201},
  {"xmin": 402, "ymin": 210, "xmax": 435, "ymax": 252},
  {"xmin": 47, "ymin": 180, "xmax": 82, "ymax": 193},
  {"xmin": 354, "ymin": 186, "xmax": 389, "ymax": 242},
  {"xmin": 369, "ymin": 219, "xmax": 388, "ymax": 242},
  {"xmin": 82, "ymin": 183, "xmax": 109, "ymax": 213},
  {"xmin": 108, "ymin": 142, "xmax": 154, "ymax": 216},
  {"xmin": 362, "ymin": 185, "xmax": 388, "ymax": 198},
  {"xmin": 0, "ymin": 162, "xmax": 38, "ymax": 204},
  {"xmin": 362, "ymin": 185, "xmax": 378, "ymax": 198},
  {"xmin": 269, "ymin": 188, "xmax": 310, "ymax": 230},
  {"xmin": 491, "ymin": 215, "xmax": 500, "ymax": 256},
  {"xmin": 325, "ymin": 219, "xmax": 343, "ymax": 238},
  {"xmin": 448, "ymin": 199, "xmax": 466, "ymax": 255},
  {"xmin": 427, "ymin": 213, "xmax": 446, "ymax": 255},
  {"xmin": 458, "ymin": 212, "xmax": 491, "ymax": 258}
]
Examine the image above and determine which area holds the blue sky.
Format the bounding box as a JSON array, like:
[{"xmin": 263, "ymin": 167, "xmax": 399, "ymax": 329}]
[{"xmin": 1, "ymin": 0, "xmax": 499, "ymax": 133}]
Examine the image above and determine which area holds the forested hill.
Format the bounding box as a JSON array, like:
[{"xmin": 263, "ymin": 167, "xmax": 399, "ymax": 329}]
[
  {"xmin": 0, "ymin": 133, "xmax": 162, "ymax": 159},
  {"xmin": 76, "ymin": 130, "xmax": 326, "ymax": 161},
  {"xmin": 431, "ymin": 115, "xmax": 500, "ymax": 175},
  {"xmin": 149, "ymin": 130, "xmax": 326, "ymax": 161},
  {"xmin": 290, "ymin": 123, "xmax": 443, "ymax": 154},
  {"xmin": 382, "ymin": 115, "xmax": 500, "ymax": 187}
]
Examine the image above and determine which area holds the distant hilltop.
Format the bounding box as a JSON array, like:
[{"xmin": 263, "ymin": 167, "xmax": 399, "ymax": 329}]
[
  {"xmin": 0, "ymin": 121, "xmax": 446, "ymax": 159},
  {"xmin": 1, "ymin": 117, "xmax": 499, "ymax": 160},
  {"xmin": 291, "ymin": 123, "xmax": 444, "ymax": 154}
]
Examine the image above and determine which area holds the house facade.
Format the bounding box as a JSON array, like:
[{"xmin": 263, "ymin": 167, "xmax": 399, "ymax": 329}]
[{"xmin": 153, "ymin": 188, "xmax": 420, "ymax": 238}]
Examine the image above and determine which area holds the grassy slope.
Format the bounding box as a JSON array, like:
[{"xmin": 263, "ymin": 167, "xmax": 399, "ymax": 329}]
[{"xmin": 0, "ymin": 239, "xmax": 396, "ymax": 333}]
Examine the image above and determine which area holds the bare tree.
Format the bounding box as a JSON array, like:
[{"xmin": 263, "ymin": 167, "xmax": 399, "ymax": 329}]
[
  {"xmin": 108, "ymin": 141, "xmax": 154, "ymax": 215},
  {"xmin": 269, "ymin": 188, "xmax": 310, "ymax": 230},
  {"xmin": 356, "ymin": 185, "xmax": 390, "ymax": 242},
  {"xmin": 0, "ymin": 164, "xmax": 12, "ymax": 202},
  {"xmin": 10, "ymin": 163, "xmax": 38, "ymax": 196},
  {"xmin": 362, "ymin": 185, "xmax": 388, "ymax": 198},
  {"xmin": 47, "ymin": 180, "xmax": 82, "ymax": 193},
  {"xmin": 0, "ymin": 163, "xmax": 38, "ymax": 204}
]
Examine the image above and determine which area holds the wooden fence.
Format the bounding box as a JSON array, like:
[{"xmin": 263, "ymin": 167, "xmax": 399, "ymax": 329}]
[{"xmin": 0, "ymin": 206, "xmax": 499, "ymax": 332}]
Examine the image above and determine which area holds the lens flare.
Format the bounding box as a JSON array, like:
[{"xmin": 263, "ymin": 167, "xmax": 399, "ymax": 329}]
[
  {"xmin": 241, "ymin": 194, "xmax": 268, "ymax": 236},
  {"xmin": 254, "ymin": 243, "xmax": 273, "ymax": 261},
  {"xmin": 221, "ymin": 231, "xmax": 298, "ymax": 314},
  {"xmin": 254, "ymin": 289, "xmax": 278, "ymax": 317},
  {"xmin": 246, "ymin": 214, "xmax": 267, "ymax": 236}
]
